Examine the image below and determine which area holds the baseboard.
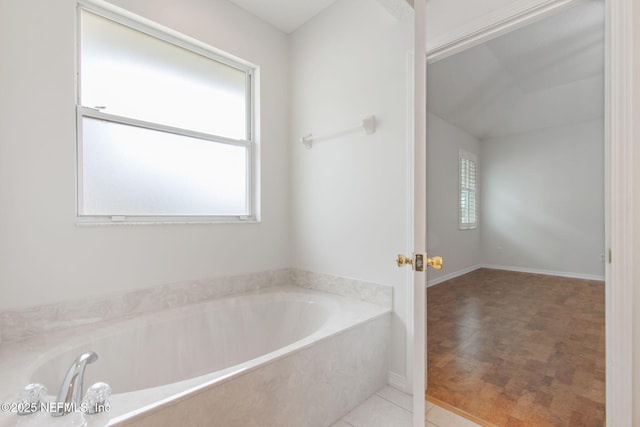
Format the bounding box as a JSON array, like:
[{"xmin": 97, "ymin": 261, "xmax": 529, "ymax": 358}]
[
  {"xmin": 427, "ymin": 264, "xmax": 604, "ymax": 287},
  {"xmin": 387, "ymin": 371, "xmax": 408, "ymax": 393},
  {"xmin": 481, "ymin": 264, "xmax": 605, "ymax": 281},
  {"xmin": 427, "ymin": 264, "xmax": 483, "ymax": 287}
]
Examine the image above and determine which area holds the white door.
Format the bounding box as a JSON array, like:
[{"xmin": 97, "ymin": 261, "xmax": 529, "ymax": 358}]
[{"xmin": 397, "ymin": 2, "xmax": 431, "ymax": 425}]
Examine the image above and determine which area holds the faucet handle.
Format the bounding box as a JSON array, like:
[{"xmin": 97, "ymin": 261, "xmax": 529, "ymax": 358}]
[
  {"xmin": 82, "ymin": 382, "xmax": 111, "ymax": 414},
  {"xmin": 17, "ymin": 383, "xmax": 47, "ymax": 415}
]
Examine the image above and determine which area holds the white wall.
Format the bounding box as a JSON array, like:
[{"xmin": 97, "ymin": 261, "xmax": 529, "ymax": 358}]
[
  {"xmin": 426, "ymin": 113, "xmax": 481, "ymax": 284},
  {"xmin": 0, "ymin": 0, "xmax": 291, "ymax": 310},
  {"xmin": 289, "ymin": 0, "xmax": 413, "ymax": 381},
  {"xmin": 426, "ymin": 115, "xmax": 605, "ymax": 281},
  {"xmin": 480, "ymin": 119, "xmax": 605, "ymax": 278},
  {"xmin": 634, "ymin": 0, "xmax": 640, "ymax": 421}
]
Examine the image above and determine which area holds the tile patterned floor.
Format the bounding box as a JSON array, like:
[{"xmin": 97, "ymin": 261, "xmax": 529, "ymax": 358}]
[
  {"xmin": 333, "ymin": 385, "xmax": 480, "ymax": 427},
  {"xmin": 427, "ymin": 268, "xmax": 605, "ymax": 427}
]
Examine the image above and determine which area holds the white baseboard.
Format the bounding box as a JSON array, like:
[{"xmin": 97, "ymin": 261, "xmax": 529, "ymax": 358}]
[
  {"xmin": 481, "ymin": 264, "xmax": 605, "ymax": 281},
  {"xmin": 426, "ymin": 264, "xmax": 605, "ymax": 287},
  {"xmin": 426, "ymin": 264, "xmax": 483, "ymax": 287},
  {"xmin": 387, "ymin": 371, "xmax": 408, "ymax": 393}
]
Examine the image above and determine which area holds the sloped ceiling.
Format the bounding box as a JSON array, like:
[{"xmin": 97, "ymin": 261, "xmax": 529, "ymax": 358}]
[
  {"xmin": 427, "ymin": 0, "xmax": 604, "ymax": 140},
  {"xmin": 226, "ymin": 0, "xmax": 340, "ymax": 33},
  {"xmin": 226, "ymin": 0, "xmax": 411, "ymax": 33}
]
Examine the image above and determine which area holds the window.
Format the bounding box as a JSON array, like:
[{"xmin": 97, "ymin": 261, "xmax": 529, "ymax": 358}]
[
  {"xmin": 459, "ymin": 149, "xmax": 477, "ymax": 229},
  {"xmin": 77, "ymin": 5, "xmax": 256, "ymax": 223}
]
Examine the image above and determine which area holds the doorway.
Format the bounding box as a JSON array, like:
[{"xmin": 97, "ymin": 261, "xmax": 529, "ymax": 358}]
[{"xmin": 424, "ymin": 1, "xmax": 606, "ymax": 425}]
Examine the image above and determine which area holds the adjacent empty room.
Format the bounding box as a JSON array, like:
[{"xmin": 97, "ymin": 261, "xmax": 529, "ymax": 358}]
[{"xmin": 425, "ymin": 1, "xmax": 605, "ymax": 425}]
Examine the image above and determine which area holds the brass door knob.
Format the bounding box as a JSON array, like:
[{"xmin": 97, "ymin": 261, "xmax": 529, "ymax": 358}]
[
  {"xmin": 396, "ymin": 254, "xmax": 413, "ymax": 268},
  {"xmin": 397, "ymin": 254, "xmax": 443, "ymax": 270},
  {"xmin": 427, "ymin": 256, "xmax": 443, "ymax": 270}
]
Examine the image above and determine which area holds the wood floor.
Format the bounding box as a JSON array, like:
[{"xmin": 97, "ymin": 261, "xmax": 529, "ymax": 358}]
[{"xmin": 426, "ymin": 268, "xmax": 605, "ymax": 427}]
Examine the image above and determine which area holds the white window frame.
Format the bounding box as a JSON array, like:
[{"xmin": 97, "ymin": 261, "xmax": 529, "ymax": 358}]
[
  {"xmin": 75, "ymin": 1, "xmax": 258, "ymax": 224},
  {"xmin": 459, "ymin": 149, "xmax": 478, "ymax": 230}
]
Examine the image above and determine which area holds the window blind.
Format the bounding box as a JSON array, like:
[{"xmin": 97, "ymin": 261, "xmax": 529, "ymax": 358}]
[{"xmin": 459, "ymin": 149, "xmax": 477, "ymax": 229}]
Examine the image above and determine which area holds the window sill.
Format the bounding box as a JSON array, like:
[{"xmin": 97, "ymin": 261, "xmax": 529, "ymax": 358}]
[{"xmin": 75, "ymin": 216, "xmax": 259, "ymax": 226}]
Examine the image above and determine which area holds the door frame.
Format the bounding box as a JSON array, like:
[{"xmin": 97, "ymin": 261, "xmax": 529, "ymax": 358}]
[{"xmin": 411, "ymin": 0, "xmax": 635, "ymax": 425}]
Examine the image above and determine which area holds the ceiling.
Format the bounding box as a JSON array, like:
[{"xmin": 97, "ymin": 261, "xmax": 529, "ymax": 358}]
[
  {"xmin": 227, "ymin": 0, "xmax": 411, "ymax": 33},
  {"xmin": 427, "ymin": 0, "xmax": 605, "ymax": 140},
  {"xmin": 227, "ymin": 0, "xmax": 340, "ymax": 33}
]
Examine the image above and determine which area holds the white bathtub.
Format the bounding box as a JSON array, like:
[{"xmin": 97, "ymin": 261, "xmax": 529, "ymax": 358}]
[{"xmin": 0, "ymin": 286, "xmax": 390, "ymax": 426}]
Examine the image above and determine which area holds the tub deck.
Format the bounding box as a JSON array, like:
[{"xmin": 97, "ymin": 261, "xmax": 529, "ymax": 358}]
[{"xmin": 0, "ymin": 286, "xmax": 390, "ymax": 427}]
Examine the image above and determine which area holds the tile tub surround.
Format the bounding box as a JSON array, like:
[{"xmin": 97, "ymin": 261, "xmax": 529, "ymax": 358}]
[
  {"xmin": 0, "ymin": 269, "xmax": 290, "ymax": 343},
  {"xmin": 289, "ymin": 269, "xmax": 393, "ymax": 308},
  {"xmin": 0, "ymin": 269, "xmax": 392, "ymax": 344},
  {"xmin": 0, "ymin": 286, "xmax": 390, "ymax": 427}
]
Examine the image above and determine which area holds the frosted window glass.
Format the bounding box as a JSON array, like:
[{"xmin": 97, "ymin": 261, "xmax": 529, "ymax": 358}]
[
  {"xmin": 81, "ymin": 10, "xmax": 247, "ymax": 140},
  {"xmin": 81, "ymin": 117, "xmax": 248, "ymax": 216}
]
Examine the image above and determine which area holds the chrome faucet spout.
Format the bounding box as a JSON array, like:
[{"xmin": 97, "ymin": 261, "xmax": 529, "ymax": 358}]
[{"xmin": 51, "ymin": 351, "xmax": 98, "ymax": 417}]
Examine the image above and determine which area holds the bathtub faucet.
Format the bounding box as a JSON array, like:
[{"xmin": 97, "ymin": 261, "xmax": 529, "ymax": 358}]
[{"xmin": 51, "ymin": 351, "xmax": 98, "ymax": 417}]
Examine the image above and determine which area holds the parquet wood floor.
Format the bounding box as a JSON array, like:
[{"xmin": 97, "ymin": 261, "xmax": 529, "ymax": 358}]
[{"xmin": 426, "ymin": 268, "xmax": 605, "ymax": 427}]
